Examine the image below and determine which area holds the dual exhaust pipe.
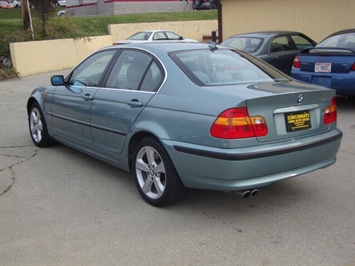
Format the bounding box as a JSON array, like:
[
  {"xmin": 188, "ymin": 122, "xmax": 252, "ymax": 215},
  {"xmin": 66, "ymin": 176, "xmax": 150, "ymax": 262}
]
[{"xmin": 234, "ymin": 189, "xmax": 259, "ymax": 198}]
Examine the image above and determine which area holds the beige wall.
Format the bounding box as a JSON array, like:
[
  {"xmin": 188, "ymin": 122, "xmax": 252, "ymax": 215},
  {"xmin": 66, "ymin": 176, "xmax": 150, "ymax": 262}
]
[
  {"xmin": 221, "ymin": 0, "xmax": 355, "ymax": 42},
  {"xmin": 8, "ymin": 0, "xmax": 355, "ymax": 77},
  {"xmin": 10, "ymin": 20, "xmax": 217, "ymax": 77},
  {"xmin": 109, "ymin": 20, "xmax": 218, "ymax": 44},
  {"xmin": 10, "ymin": 36, "xmax": 112, "ymax": 76}
]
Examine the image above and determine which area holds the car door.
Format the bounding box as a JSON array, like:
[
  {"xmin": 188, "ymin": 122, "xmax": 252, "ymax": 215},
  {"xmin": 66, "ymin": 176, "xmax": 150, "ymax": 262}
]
[
  {"xmin": 258, "ymin": 35, "xmax": 296, "ymax": 74},
  {"xmin": 51, "ymin": 50, "xmax": 117, "ymax": 145},
  {"xmin": 289, "ymin": 33, "xmax": 316, "ymax": 51},
  {"xmin": 153, "ymin": 31, "xmax": 168, "ymax": 41},
  {"xmin": 90, "ymin": 49, "xmax": 164, "ymax": 156}
]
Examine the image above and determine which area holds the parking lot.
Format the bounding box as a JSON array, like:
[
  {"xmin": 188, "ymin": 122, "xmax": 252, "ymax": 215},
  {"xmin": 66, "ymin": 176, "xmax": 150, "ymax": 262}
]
[{"xmin": 0, "ymin": 70, "xmax": 354, "ymax": 265}]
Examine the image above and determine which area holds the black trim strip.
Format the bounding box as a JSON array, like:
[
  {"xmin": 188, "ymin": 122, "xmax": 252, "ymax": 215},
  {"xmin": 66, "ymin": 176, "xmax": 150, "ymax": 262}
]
[
  {"xmin": 173, "ymin": 131, "xmax": 342, "ymax": 161},
  {"xmin": 48, "ymin": 112, "xmax": 126, "ymax": 136}
]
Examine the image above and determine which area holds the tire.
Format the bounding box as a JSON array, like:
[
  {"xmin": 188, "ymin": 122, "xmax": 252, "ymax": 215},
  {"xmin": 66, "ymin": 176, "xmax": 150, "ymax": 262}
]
[
  {"xmin": 132, "ymin": 137, "xmax": 184, "ymax": 207},
  {"xmin": 28, "ymin": 103, "xmax": 53, "ymax": 147},
  {"xmin": 193, "ymin": 0, "xmax": 201, "ymax": 7},
  {"xmin": 209, "ymin": 3, "xmax": 217, "ymax": 9}
]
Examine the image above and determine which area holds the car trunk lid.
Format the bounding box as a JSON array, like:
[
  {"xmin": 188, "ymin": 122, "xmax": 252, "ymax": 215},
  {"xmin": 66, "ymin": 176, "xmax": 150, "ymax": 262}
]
[
  {"xmin": 236, "ymin": 81, "xmax": 337, "ymax": 143},
  {"xmin": 298, "ymin": 47, "xmax": 355, "ymax": 73}
]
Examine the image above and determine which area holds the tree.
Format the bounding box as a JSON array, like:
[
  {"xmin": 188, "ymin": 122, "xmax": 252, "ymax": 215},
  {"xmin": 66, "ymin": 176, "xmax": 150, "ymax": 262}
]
[
  {"xmin": 21, "ymin": 0, "xmax": 31, "ymax": 30},
  {"xmin": 30, "ymin": 0, "xmax": 57, "ymax": 38}
]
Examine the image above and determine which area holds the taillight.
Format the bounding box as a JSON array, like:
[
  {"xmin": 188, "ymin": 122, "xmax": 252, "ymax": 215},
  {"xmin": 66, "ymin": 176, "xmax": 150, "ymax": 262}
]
[
  {"xmin": 210, "ymin": 107, "xmax": 268, "ymax": 139},
  {"xmin": 293, "ymin": 56, "xmax": 301, "ymax": 68},
  {"xmin": 324, "ymin": 97, "xmax": 337, "ymax": 125},
  {"xmin": 351, "ymin": 63, "xmax": 355, "ymax": 71}
]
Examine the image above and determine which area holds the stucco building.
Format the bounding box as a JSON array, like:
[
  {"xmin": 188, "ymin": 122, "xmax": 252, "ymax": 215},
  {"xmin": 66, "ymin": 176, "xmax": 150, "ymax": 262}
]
[
  {"xmin": 218, "ymin": 0, "xmax": 355, "ymax": 42},
  {"xmin": 66, "ymin": 0, "xmax": 193, "ymax": 16}
]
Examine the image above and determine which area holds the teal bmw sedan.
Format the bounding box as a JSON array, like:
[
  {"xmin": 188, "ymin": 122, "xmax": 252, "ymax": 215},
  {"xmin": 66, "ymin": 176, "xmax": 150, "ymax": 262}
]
[{"xmin": 27, "ymin": 42, "xmax": 342, "ymax": 206}]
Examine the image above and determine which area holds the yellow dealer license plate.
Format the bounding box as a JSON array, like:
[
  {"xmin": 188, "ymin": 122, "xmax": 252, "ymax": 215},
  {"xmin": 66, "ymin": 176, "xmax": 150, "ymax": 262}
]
[{"xmin": 285, "ymin": 111, "xmax": 311, "ymax": 132}]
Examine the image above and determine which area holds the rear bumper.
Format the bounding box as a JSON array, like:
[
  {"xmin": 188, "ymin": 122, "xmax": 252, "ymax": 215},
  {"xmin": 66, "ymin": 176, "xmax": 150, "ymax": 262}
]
[
  {"xmin": 193, "ymin": 3, "xmax": 212, "ymax": 9},
  {"xmin": 162, "ymin": 129, "xmax": 342, "ymax": 190},
  {"xmin": 291, "ymin": 70, "xmax": 355, "ymax": 96}
]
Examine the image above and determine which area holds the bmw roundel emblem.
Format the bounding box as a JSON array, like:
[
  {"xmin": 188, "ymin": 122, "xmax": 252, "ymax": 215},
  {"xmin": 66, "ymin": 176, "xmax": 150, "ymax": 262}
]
[{"xmin": 297, "ymin": 94, "xmax": 304, "ymax": 104}]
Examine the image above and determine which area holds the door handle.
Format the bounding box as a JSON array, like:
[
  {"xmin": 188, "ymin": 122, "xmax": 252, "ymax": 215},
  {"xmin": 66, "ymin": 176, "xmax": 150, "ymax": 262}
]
[
  {"xmin": 128, "ymin": 99, "xmax": 143, "ymax": 107},
  {"xmin": 83, "ymin": 94, "xmax": 93, "ymax": 101}
]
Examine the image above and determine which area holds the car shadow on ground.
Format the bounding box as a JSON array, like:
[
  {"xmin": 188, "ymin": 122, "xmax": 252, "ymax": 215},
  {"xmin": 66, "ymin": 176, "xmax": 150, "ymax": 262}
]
[{"xmin": 336, "ymin": 95, "xmax": 355, "ymax": 110}]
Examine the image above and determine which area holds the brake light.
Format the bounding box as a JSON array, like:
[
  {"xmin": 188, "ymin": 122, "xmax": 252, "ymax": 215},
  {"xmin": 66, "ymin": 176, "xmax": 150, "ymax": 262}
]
[
  {"xmin": 351, "ymin": 63, "xmax": 355, "ymax": 71},
  {"xmin": 210, "ymin": 107, "xmax": 268, "ymax": 139},
  {"xmin": 293, "ymin": 56, "xmax": 301, "ymax": 68},
  {"xmin": 324, "ymin": 97, "xmax": 337, "ymax": 125}
]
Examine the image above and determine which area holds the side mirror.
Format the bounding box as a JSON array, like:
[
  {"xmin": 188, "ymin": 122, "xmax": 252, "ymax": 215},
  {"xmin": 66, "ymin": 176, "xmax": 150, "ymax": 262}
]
[{"xmin": 51, "ymin": 75, "xmax": 65, "ymax": 86}]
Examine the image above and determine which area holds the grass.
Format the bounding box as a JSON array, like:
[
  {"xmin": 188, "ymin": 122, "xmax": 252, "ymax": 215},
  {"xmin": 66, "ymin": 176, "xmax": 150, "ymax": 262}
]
[
  {"xmin": 0, "ymin": 9, "xmax": 217, "ymax": 37},
  {"xmin": 0, "ymin": 8, "xmax": 216, "ymax": 80}
]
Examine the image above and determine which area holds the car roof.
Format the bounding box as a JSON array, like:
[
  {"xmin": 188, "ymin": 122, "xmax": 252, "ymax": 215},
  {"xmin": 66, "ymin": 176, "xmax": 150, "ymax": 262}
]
[
  {"xmin": 227, "ymin": 31, "xmax": 304, "ymax": 38},
  {"xmin": 104, "ymin": 42, "xmax": 228, "ymax": 53},
  {"xmin": 138, "ymin": 30, "xmax": 175, "ymax": 33},
  {"xmin": 321, "ymin": 28, "xmax": 355, "ymax": 40}
]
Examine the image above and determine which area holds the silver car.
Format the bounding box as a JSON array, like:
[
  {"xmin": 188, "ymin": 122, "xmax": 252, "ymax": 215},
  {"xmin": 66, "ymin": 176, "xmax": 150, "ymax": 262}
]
[
  {"xmin": 114, "ymin": 30, "xmax": 198, "ymax": 45},
  {"xmin": 27, "ymin": 42, "xmax": 342, "ymax": 206}
]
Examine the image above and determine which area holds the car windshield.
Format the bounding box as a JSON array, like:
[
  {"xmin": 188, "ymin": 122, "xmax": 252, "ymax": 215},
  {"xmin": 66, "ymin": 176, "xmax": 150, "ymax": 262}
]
[
  {"xmin": 128, "ymin": 32, "xmax": 152, "ymax": 41},
  {"xmin": 317, "ymin": 32, "xmax": 355, "ymax": 49},
  {"xmin": 221, "ymin": 37, "xmax": 263, "ymax": 53},
  {"xmin": 170, "ymin": 48, "xmax": 288, "ymax": 86}
]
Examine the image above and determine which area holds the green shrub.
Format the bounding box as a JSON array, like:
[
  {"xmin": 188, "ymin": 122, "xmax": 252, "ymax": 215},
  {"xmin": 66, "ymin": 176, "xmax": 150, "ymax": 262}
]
[
  {"xmin": 0, "ymin": 17, "xmax": 89, "ymax": 80},
  {"xmin": 0, "ymin": 66, "xmax": 19, "ymax": 80}
]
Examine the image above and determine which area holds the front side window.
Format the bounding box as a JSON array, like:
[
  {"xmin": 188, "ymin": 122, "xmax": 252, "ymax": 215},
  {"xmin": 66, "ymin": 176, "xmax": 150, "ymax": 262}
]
[
  {"xmin": 106, "ymin": 50, "xmax": 163, "ymax": 92},
  {"xmin": 171, "ymin": 49, "xmax": 288, "ymax": 86},
  {"xmin": 68, "ymin": 50, "xmax": 116, "ymax": 87},
  {"xmin": 269, "ymin": 36, "xmax": 292, "ymax": 53}
]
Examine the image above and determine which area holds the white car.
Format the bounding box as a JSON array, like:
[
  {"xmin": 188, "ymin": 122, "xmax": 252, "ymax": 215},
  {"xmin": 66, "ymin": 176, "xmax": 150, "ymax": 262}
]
[
  {"xmin": 10, "ymin": 0, "xmax": 21, "ymax": 8},
  {"xmin": 57, "ymin": 0, "xmax": 66, "ymax": 7},
  {"xmin": 114, "ymin": 30, "xmax": 198, "ymax": 45},
  {"xmin": 0, "ymin": 1, "xmax": 13, "ymax": 8}
]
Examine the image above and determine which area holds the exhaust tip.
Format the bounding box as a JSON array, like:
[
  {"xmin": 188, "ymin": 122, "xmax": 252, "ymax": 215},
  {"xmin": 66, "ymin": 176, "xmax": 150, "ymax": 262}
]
[
  {"xmin": 234, "ymin": 190, "xmax": 251, "ymax": 198},
  {"xmin": 243, "ymin": 190, "xmax": 251, "ymax": 198},
  {"xmin": 250, "ymin": 189, "xmax": 259, "ymax": 197}
]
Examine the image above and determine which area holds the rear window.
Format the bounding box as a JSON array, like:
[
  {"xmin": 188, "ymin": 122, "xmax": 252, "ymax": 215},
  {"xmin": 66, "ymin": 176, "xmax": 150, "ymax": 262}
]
[
  {"xmin": 221, "ymin": 37, "xmax": 263, "ymax": 53},
  {"xmin": 170, "ymin": 48, "xmax": 288, "ymax": 86},
  {"xmin": 318, "ymin": 32, "xmax": 355, "ymax": 49}
]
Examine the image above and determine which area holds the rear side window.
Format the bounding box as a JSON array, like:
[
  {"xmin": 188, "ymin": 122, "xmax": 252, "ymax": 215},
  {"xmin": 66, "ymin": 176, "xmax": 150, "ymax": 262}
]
[
  {"xmin": 290, "ymin": 34, "xmax": 315, "ymax": 50},
  {"xmin": 165, "ymin": 31, "xmax": 182, "ymax": 40},
  {"xmin": 106, "ymin": 50, "xmax": 163, "ymax": 92},
  {"xmin": 170, "ymin": 49, "xmax": 287, "ymax": 86},
  {"xmin": 153, "ymin": 32, "xmax": 167, "ymax": 40}
]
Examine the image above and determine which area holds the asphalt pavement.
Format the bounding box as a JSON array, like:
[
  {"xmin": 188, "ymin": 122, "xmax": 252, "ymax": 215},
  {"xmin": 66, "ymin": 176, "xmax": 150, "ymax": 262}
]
[{"xmin": 0, "ymin": 70, "xmax": 354, "ymax": 265}]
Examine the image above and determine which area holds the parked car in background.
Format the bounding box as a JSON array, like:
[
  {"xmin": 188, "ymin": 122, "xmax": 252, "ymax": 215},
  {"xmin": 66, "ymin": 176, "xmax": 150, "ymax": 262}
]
[
  {"xmin": 291, "ymin": 29, "xmax": 355, "ymax": 96},
  {"xmin": 57, "ymin": 0, "xmax": 66, "ymax": 7},
  {"xmin": 9, "ymin": 0, "xmax": 21, "ymax": 8},
  {"xmin": 27, "ymin": 42, "xmax": 342, "ymax": 206},
  {"xmin": 0, "ymin": 1, "xmax": 14, "ymax": 8},
  {"xmin": 114, "ymin": 30, "xmax": 198, "ymax": 45},
  {"xmin": 57, "ymin": 10, "xmax": 66, "ymax": 17},
  {"xmin": 192, "ymin": 0, "xmax": 218, "ymax": 10},
  {"xmin": 221, "ymin": 31, "xmax": 316, "ymax": 74}
]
